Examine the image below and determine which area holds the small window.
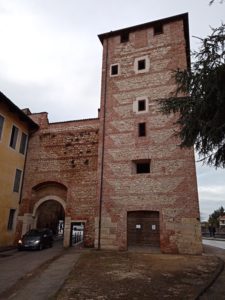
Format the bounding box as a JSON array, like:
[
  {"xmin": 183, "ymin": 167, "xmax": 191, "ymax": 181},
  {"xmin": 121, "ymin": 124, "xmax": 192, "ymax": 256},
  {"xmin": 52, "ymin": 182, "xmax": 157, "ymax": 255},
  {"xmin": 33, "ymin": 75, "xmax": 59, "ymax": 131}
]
[
  {"xmin": 121, "ymin": 32, "xmax": 129, "ymax": 43},
  {"xmin": 138, "ymin": 123, "xmax": 146, "ymax": 137},
  {"xmin": 133, "ymin": 160, "xmax": 151, "ymax": 174},
  {"xmin": 19, "ymin": 133, "xmax": 28, "ymax": 154},
  {"xmin": 138, "ymin": 100, "xmax": 146, "ymax": 112},
  {"xmin": 13, "ymin": 169, "xmax": 22, "ymax": 192},
  {"xmin": 0, "ymin": 115, "xmax": 4, "ymax": 140},
  {"xmin": 154, "ymin": 23, "xmax": 163, "ymax": 35},
  {"xmin": 7, "ymin": 209, "xmax": 16, "ymax": 230},
  {"xmin": 10, "ymin": 125, "xmax": 19, "ymax": 149},
  {"xmin": 111, "ymin": 64, "xmax": 119, "ymax": 76},
  {"xmin": 138, "ymin": 59, "xmax": 146, "ymax": 70}
]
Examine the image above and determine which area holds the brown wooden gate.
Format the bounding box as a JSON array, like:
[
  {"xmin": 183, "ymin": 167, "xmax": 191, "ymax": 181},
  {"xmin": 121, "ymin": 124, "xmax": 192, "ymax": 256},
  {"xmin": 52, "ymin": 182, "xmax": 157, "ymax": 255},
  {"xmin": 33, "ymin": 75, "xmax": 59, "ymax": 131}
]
[{"xmin": 127, "ymin": 211, "xmax": 160, "ymax": 247}]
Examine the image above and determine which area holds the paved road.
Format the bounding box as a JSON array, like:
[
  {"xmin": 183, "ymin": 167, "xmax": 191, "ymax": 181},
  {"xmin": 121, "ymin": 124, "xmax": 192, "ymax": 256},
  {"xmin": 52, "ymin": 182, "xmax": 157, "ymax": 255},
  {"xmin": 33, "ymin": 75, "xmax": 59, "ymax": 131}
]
[
  {"xmin": 202, "ymin": 238, "xmax": 225, "ymax": 250},
  {"xmin": 200, "ymin": 240, "xmax": 225, "ymax": 299},
  {"xmin": 0, "ymin": 241, "xmax": 66, "ymax": 299}
]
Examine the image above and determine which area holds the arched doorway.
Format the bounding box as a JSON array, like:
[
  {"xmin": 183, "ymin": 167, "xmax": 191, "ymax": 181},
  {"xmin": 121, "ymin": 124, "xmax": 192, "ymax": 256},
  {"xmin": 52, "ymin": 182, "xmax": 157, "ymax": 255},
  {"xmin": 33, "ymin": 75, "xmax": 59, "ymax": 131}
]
[{"xmin": 36, "ymin": 200, "xmax": 65, "ymax": 235}]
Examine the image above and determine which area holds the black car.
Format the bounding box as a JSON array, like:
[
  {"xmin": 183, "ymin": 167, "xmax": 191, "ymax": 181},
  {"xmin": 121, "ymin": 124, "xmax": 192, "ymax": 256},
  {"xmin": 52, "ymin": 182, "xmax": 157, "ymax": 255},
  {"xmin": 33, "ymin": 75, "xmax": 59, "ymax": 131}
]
[{"xmin": 18, "ymin": 228, "xmax": 53, "ymax": 250}]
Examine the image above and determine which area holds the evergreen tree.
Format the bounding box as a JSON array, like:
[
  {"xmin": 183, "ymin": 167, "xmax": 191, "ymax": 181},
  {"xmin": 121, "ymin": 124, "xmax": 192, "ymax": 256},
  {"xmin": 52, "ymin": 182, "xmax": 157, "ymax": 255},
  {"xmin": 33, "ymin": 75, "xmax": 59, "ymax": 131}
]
[
  {"xmin": 160, "ymin": 23, "xmax": 225, "ymax": 167},
  {"xmin": 208, "ymin": 206, "xmax": 224, "ymax": 227}
]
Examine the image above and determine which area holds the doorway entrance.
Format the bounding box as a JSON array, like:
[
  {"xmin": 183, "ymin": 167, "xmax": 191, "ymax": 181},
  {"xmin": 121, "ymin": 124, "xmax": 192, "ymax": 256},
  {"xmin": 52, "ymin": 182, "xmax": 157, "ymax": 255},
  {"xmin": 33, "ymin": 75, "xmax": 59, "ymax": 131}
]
[
  {"xmin": 70, "ymin": 222, "xmax": 84, "ymax": 247},
  {"xmin": 36, "ymin": 200, "xmax": 65, "ymax": 236},
  {"xmin": 127, "ymin": 211, "xmax": 160, "ymax": 248}
]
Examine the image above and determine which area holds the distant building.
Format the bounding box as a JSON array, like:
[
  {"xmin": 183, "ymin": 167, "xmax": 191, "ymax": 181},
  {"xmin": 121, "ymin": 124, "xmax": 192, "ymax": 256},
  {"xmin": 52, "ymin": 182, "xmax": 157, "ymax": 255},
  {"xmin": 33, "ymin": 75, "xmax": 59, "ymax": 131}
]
[
  {"xmin": 0, "ymin": 92, "xmax": 38, "ymax": 247},
  {"xmin": 218, "ymin": 215, "xmax": 225, "ymax": 229},
  {"xmin": 15, "ymin": 13, "xmax": 202, "ymax": 254}
]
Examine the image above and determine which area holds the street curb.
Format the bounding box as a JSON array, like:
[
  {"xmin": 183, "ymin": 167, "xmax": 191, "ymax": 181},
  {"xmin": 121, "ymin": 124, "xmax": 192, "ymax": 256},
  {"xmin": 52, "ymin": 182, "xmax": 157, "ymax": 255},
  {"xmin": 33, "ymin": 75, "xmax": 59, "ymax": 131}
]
[{"xmin": 194, "ymin": 256, "xmax": 224, "ymax": 300}]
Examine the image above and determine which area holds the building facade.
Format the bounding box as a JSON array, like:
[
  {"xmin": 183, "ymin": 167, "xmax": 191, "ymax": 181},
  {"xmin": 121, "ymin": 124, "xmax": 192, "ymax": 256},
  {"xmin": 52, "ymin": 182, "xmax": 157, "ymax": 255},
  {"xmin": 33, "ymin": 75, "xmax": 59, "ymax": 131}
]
[
  {"xmin": 15, "ymin": 13, "xmax": 202, "ymax": 254},
  {"xmin": 0, "ymin": 92, "xmax": 38, "ymax": 247}
]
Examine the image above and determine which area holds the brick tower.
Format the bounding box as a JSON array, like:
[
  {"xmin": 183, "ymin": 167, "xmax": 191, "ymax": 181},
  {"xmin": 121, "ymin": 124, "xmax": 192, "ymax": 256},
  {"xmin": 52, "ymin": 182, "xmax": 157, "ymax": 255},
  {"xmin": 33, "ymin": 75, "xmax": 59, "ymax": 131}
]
[{"xmin": 96, "ymin": 13, "xmax": 202, "ymax": 254}]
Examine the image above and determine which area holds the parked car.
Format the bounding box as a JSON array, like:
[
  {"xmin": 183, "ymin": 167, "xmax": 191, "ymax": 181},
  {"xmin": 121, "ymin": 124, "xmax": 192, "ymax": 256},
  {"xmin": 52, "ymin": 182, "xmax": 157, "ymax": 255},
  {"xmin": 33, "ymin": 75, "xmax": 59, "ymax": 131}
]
[{"xmin": 18, "ymin": 228, "xmax": 53, "ymax": 250}]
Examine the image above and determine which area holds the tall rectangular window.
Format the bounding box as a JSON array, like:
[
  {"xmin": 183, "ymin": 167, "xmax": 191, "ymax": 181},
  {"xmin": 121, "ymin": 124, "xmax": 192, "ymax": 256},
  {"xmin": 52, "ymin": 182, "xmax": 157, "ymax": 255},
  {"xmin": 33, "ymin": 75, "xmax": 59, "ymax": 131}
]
[
  {"xmin": 13, "ymin": 169, "xmax": 22, "ymax": 192},
  {"xmin": 7, "ymin": 209, "xmax": 16, "ymax": 230},
  {"xmin": 138, "ymin": 100, "xmax": 146, "ymax": 112},
  {"xmin": 9, "ymin": 125, "xmax": 19, "ymax": 149},
  {"xmin": 0, "ymin": 115, "xmax": 4, "ymax": 140},
  {"xmin": 138, "ymin": 123, "xmax": 146, "ymax": 137},
  {"xmin": 19, "ymin": 133, "xmax": 28, "ymax": 154}
]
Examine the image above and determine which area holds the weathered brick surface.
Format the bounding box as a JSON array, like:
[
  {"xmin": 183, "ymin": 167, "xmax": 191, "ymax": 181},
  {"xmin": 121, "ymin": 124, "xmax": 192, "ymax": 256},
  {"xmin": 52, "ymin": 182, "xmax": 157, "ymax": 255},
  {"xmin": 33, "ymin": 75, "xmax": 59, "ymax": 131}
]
[
  {"xmin": 97, "ymin": 18, "xmax": 202, "ymax": 254},
  {"xmin": 17, "ymin": 115, "xmax": 99, "ymax": 247}
]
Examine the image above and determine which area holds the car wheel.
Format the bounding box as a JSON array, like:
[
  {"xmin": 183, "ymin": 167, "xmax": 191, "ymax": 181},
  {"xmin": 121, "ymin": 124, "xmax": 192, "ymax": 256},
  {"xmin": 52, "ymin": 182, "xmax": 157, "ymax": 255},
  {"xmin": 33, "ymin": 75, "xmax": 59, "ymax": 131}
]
[{"xmin": 39, "ymin": 243, "xmax": 43, "ymax": 250}]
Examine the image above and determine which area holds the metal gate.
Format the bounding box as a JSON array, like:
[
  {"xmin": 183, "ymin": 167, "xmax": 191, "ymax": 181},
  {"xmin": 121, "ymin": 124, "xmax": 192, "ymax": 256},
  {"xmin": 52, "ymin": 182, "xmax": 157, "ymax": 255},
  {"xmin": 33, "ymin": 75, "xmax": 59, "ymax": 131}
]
[{"xmin": 127, "ymin": 211, "xmax": 160, "ymax": 247}]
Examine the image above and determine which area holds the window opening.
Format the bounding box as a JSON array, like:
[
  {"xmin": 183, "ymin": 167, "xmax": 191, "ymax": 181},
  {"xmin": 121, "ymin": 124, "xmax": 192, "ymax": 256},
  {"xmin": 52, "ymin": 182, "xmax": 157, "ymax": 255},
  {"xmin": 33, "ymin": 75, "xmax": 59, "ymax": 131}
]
[
  {"xmin": 138, "ymin": 123, "xmax": 146, "ymax": 137},
  {"xmin": 13, "ymin": 169, "xmax": 22, "ymax": 192},
  {"xmin": 121, "ymin": 32, "xmax": 129, "ymax": 43},
  {"xmin": 138, "ymin": 59, "xmax": 146, "ymax": 70},
  {"xmin": 19, "ymin": 133, "xmax": 28, "ymax": 154},
  {"xmin": 138, "ymin": 100, "xmax": 146, "ymax": 111},
  {"xmin": 154, "ymin": 23, "xmax": 163, "ymax": 35},
  {"xmin": 7, "ymin": 209, "xmax": 16, "ymax": 230},
  {"xmin": 10, "ymin": 125, "xmax": 19, "ymax": 149},
  {"xmin": 0, "ymin": 115, "xmax": 4, "ymax": 140},
  {"xmin": 111, "ymin": 64, "xmax": 119, "ymax": 76},
  {"xmin": 134, "ymin": 160, "xmax": 151, "ymax": 174}
]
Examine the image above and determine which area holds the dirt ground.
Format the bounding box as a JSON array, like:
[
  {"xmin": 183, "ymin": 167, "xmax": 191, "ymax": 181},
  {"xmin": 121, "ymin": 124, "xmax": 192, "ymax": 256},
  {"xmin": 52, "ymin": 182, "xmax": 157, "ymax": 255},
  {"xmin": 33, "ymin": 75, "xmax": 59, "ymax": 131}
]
[{"xmin": 55, "ymin": 250, "xmax": 221, "ymax": 300}]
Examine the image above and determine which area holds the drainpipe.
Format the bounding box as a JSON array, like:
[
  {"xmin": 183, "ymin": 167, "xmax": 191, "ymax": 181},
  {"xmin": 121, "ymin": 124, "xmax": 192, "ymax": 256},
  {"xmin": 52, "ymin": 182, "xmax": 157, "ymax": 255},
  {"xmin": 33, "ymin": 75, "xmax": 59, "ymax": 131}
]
[{"xmin": 98, "ymin": 38, "xmax": 109, "ymax": 249}]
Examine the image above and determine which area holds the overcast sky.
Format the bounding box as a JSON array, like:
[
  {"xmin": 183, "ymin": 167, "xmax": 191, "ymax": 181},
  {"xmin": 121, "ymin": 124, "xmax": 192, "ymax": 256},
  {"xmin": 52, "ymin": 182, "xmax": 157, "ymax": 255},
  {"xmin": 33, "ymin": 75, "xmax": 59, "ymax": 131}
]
[{"xmin": 0, "ymin": 0, "xmax": 224, "ymax": 221}]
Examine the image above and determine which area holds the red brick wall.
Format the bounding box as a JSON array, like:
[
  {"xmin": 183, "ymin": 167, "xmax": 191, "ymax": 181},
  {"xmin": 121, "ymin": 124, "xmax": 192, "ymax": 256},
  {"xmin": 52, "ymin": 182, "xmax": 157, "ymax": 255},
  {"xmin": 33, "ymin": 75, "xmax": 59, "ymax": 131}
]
[
  {"xmin": 97, "ymin": 18, "xmax": 202, "ymax": 254},
  {"xmin": 18, "ymin": 114, "xmax": 99, "ymax": 247}
]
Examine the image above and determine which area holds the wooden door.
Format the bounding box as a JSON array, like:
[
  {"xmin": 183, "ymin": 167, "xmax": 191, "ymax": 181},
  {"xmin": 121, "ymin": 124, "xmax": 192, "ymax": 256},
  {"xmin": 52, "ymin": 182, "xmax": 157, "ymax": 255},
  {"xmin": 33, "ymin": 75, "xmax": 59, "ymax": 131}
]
[{"xmin": 127, "ymin": 211, "xmax": 160, "ymax": 247}]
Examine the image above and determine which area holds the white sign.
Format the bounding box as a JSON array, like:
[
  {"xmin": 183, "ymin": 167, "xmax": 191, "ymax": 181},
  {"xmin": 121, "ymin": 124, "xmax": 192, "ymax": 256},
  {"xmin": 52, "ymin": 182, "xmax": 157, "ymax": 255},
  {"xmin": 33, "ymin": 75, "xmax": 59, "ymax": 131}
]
[
  {"xmin": 152, "ymin": 225, "xmax": 156, "ymax": 230},
  {"xmin": 136, "ymin": 224, "xmax": 141, "ymax": 229}
]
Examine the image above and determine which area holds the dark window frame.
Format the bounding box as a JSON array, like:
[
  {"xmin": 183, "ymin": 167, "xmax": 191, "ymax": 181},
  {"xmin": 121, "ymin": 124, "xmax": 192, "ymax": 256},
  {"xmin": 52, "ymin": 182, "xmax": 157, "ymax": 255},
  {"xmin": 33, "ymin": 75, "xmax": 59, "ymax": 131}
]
[
  {"xmin": 9, "ymin": 125, "xmax": 19, "ymax": 149},
  {"xmin": 7, "ymin": 209, "xmax": 16, "ymax": 230},
  {"xmin": 13, "ymin": 169, "xmax": 22, "ymax": 193},
  {"xmin": 19, "ymin": 132, "xmax": 28, "ymax": 154},
  {"xmin": 0, "ymin": 114, "xmax": 4, "ymax": 140}
]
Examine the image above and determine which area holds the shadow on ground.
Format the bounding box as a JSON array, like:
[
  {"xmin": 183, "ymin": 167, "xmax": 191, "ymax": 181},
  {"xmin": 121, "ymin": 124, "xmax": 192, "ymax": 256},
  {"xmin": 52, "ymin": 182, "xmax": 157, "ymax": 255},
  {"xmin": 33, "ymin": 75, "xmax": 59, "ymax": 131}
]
[{"xmin": 55, "ymin": 250, "xmax": 221, "ymax": 300}]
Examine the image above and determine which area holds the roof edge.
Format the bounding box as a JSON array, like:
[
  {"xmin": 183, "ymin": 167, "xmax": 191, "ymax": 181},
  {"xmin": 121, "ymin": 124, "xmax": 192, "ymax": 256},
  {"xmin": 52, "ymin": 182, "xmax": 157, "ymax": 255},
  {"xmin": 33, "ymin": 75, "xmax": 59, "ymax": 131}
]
[
  {"xmin": 0, "ymin": 91, "xmax": 39, "ymax": 131},
  {"xmin": 98, "ymin": 12, "xmax": 189, "ymax": 43}
]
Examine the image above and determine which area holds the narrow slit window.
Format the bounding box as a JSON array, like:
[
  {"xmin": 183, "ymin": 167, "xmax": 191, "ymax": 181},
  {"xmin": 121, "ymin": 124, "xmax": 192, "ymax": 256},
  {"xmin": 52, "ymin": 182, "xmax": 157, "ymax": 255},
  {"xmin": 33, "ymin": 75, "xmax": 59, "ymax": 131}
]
[
  {"xmin": 138, "ymin": 123, "xmax": 146, "ymax": 137},
  {"xmin": 7, "ymin": 209, "xmax": 16, "ymax": 230},
  {"xmin": 19, "ymin": 133, "xmax": 28, "ymax": 154},
  {"xmin": 0, "ymin": 115, "xmax": 4, "ymax": 140},
  {"xmin": 13, "ymin": 169, "xmax": 22, "ymax": 192},
  {"xmin": 10, "ymin": 125, "xmax": 19, "ymax": 149}
]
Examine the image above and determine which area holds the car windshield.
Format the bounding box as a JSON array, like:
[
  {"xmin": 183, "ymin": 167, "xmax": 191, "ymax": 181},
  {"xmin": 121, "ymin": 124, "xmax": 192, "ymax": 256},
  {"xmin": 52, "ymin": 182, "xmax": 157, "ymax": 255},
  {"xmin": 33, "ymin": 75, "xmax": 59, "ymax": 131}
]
[{"xmin": 25, "ymin": 230, "xmax": 42, "ymax": 237}]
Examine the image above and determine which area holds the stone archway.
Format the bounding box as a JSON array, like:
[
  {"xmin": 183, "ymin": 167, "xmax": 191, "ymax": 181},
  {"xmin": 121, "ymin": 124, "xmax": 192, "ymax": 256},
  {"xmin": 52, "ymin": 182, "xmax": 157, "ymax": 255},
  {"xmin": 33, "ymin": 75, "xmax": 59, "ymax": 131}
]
[{"xmin": 34, "ymin": 198, "xmax": 65, "ymax": 235}]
